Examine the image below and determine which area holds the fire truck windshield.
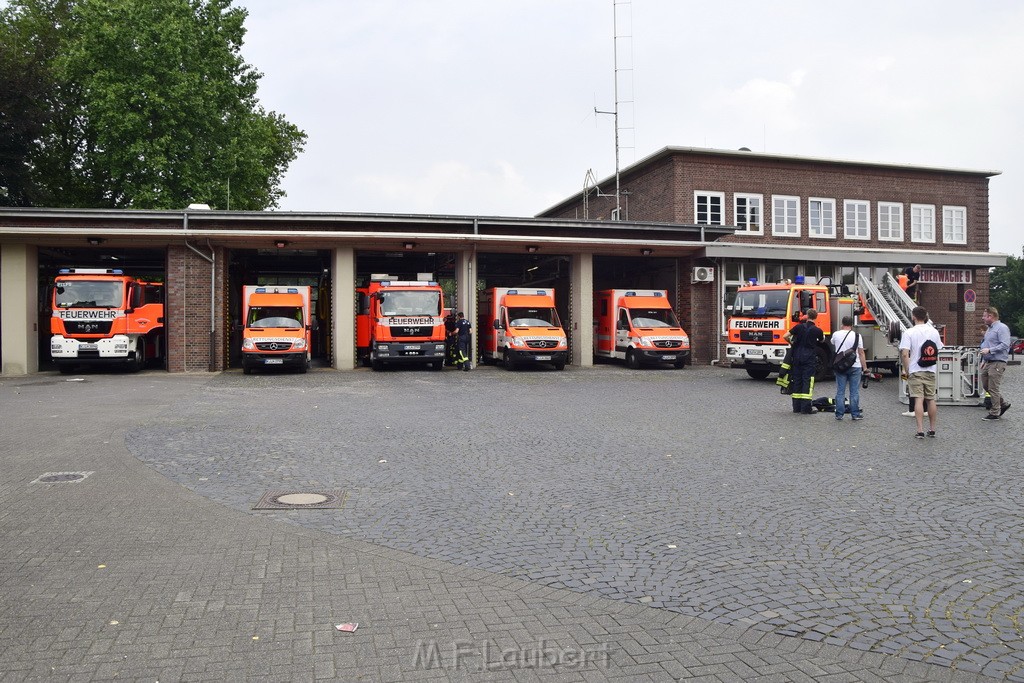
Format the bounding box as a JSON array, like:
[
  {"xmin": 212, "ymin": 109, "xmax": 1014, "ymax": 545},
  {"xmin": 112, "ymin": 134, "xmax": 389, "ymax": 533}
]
[
  {"xmin": 54, "ymin": 280, "xmax": 123, "ymax": 308},
  {"xmin": 630, "ymin": 308, "xmax": 679, "ymax": 328},
  {"xmin": 380, "ymin": 290, "xmax": 440, "ymax": 316},
  {"xmin": 508, "ymin": 307, "xmax": 560, "ymax": 327},
  {"xmin": 732, "ymin": 290, "xmax": 790, "ymax": 317},
  {"xmin": 249, "ymin": 307, "xmax": 303, "ymax": 328}
]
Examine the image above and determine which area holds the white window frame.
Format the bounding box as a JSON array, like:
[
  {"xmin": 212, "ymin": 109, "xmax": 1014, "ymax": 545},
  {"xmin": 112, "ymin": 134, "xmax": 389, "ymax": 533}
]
[
  {"xmin": 877, "ymin": 202, "xmax": 904, "ymax": 242},
  {"xmin": 734, "ymin": 193, "xmax": 764, "ymax": 235},
  {"xmin": 694, "ymin": 191, "xmax": 725, "ymax": 225},
  {"xmin": 942, "ymin": 205, "xmax": 967, "ymax": 245},
  {"xmin": 808, "ymin": 198, "xmax": 835, "ymax": 239},
  {"xmin": 911, "ymin": 204, "xmax": 936, "ymax": 243},
  {"xmin": 771, "ymin": 195, "xmax": 800, "ymax": 237},
  {"xmin": 843, "ymin": 200, "xmax": 871, "ymax": 240}
]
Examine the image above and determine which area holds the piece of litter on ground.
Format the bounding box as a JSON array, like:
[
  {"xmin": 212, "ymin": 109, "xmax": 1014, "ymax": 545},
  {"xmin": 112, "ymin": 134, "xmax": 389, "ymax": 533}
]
[
  {"xmin": 335, "ymin": 623, "xmax": 359, "ymax": 632},
  {"xmin": 65, "ymin": 378, "xmax": 85, "ymax": 382},
  {"xmin": 109, "ymin": 620, "xmax": 119, "ymax": 625},
  {"xmin": 378, "ymin": 459, "xmax": 387, "ymax": 463}
]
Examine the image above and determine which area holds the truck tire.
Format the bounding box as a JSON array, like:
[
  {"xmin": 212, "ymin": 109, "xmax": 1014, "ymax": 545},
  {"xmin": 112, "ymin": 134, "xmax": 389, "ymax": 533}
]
[
  {"xmin": 298, "ymin": 359, "xmax": 308, "ymax": 374},
  {"xmin": 553, "ymin": 359, "xmax": 566, "ymax": 371},
  {"xmin": 372, "ymin": 358, "xmax": 384, "ymax": 371},
  {"xmin": 503, "ymin": 350, "xmax": 517, "ymax": 371},
  {"xmin": 626, "ymin": 349, "xmax": 640, "ymax": 369},
  {"xmin": 57, "ymin": 364, "xmax": 75, "ymax": 375},
  {"xmin": 673, "ymin": 358, "xmax": 686, "ymax": 369},
  {"xmin": 745, "ymin": 366, "xmax": 772, "ymax": 380},
  {"xmin": 131, "ymin": 339, "xmax": 146, "ymax": 373},
  {"xmin": 243, "ymin": 365, "xmax": 253, "ymax": 375}
]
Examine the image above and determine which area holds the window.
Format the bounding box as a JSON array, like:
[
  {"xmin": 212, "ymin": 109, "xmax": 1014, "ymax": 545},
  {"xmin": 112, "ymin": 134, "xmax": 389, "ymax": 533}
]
[
  {"xmin": 772, "ymin": 195, "xmax": 799, "ymax": 237},
  {"xmin": 943, "ymin": 206, "xmax": 966, "ymax": 244},
  {"xmin": 878, "ymin": 202, "xmax": 903, "ymax": 241},
  {"xmin": 808, "ymin": 198, "xmax": 835, "ymax": 238},
  {"xmin": 843, "ymin": 200, "xmax": 870, "ymax": 240},
  {"xmin": 695, "ymin": 192, "xmax": 724, "ymax": 225},
  {"xmin": 734, "ymin": 193, "xmax": 763, "ymax": 234},
  {"xmin": 911, "ymin": 204, "xmax": 935, "ymax": 243}
]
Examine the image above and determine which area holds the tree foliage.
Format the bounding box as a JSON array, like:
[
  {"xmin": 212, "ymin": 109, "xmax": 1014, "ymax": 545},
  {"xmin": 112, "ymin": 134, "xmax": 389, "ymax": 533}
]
[
  {"xmin": 0, "ymin": 0, "xmax": 305, "ymax": 209},
  {"xmin": 990, "ymin": 250, "xmax": 1024, "ymax": 338}
]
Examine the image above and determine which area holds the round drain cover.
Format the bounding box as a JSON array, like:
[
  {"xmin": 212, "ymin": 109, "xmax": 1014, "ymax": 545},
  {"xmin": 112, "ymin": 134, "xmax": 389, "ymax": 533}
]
[{"xmin": 274, "ymin": 493, "xmax": 330, "ymax": 506}]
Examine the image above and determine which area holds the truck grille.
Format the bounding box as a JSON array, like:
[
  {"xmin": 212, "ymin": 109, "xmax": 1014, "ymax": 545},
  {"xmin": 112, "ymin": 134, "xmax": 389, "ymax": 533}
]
[
  {"xmin": 64, "ymin": 321, "xmax": 113, "ymax": 335},
  {"xmin": 390, "ymin": 326, "xmax": 432, "ymax": 337},
  {"xmin": 255, "ymin": 341, "xmax": 294, "ymax": 351},
  {"xmin": 740, "ymin": 330, "xmax": 774, "ymax": 342},
  {"xmin": 526, "ymin": 339, "xmax": 559, "ymax": 349},
  {"xmin": 653, "ymin": 340, "xmax": 682, "ymax": 349}
]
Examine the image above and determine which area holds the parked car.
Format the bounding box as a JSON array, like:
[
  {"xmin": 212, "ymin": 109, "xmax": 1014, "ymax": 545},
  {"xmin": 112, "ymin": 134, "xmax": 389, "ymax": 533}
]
[{"xmin": 1011, "ymin": 337, "xmax": 1024, "ymax": 355}]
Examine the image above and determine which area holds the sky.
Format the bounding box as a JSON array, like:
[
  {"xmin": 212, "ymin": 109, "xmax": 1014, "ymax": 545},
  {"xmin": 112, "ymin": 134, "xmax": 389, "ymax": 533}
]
[{"xmin": 236, "ymin": 0, "xmax": 1024, "ymax": 257}]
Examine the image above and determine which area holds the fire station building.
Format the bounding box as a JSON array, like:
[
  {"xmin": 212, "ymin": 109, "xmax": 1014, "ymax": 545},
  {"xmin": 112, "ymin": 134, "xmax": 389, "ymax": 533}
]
[{"xmin": 0, "ymin": 146, "xmax": 1008, "ymax": 375}]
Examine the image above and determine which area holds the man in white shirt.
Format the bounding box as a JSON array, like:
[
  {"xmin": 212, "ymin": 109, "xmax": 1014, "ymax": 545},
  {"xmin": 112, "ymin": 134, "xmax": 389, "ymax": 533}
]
[
  {"xmin": 898, "ymin": 306, "xmax": 943, "ymax": 438},
  {"xmin": 831, "ymin": 316, "xmax": 867, "ymax": 420}
]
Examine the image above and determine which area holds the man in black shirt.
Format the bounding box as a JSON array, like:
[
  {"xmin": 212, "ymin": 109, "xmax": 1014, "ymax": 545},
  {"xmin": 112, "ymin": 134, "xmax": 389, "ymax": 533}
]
[{"xmin": 903, "ymin": 264, "xmax": 922, "ymax": 301}]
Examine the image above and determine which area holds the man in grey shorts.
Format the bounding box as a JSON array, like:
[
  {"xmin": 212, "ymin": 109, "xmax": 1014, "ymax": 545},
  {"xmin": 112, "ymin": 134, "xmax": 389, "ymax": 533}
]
[{"xmin": 898, "ymin": 306, "xmax": 943, "ymax": 438}]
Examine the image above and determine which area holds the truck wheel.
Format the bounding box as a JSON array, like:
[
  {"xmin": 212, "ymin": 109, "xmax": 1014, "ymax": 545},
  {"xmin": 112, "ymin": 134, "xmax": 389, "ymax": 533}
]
[
  {"xmin": 626, "ymin": 349, "xmax": 640, "ymax": 369},
  {"xmin": 745, "ymin": 366, "xmax": 772, "ymax": 380},
  {"xmin": 297, "ymin": 359, "xmax": 308, "ymax": 374},
  {"xmin": 673, "ymin": 358, "xmax": 686, "ymax": 369},
  {"xmin": 57, "ymin": 364, "xmax": 75, "ymax": 375},
  {"xmin": 372, "ymin": 357, "xmax": 384, "ymax": 371},
  {"xmin": 243, "ymin": 366, "xmax": 252, "ymax": 375},
  {"xmin": 553, "ymin": 359, "xmax": 566, "ymax": 371},
  {"xmin": 131, "ymin": 339, "xmax": 146, "ymax": 373},
  {"xmin": 503, "ymin": 351, "xmax": 517, "ymax": 371}
]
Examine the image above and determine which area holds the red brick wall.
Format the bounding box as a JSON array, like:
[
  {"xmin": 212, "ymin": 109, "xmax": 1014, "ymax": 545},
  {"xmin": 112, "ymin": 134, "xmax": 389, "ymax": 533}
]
[{"xmin": 166, "ymin": 245, "xmax": 227, "ymax": 372}]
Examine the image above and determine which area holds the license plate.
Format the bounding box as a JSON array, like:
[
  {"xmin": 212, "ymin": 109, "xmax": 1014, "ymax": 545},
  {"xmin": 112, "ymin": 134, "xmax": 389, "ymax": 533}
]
[
  {"xmin": 264, "ymin": 358, "xmax": 283, "ymax": 365},
  {"xmin": 404, "ymin": 345, "xmax": 420, "ymax": 350},
  {"xmin": 663, "ymin": 355, "xmax": 676, "ymax": 361},
  {"xmin": 534, "ymin": 355, "xmax": 551, "ymax": 361},
  {"xmin": 80, "ymin": 343, "xmax": 97, "ymax": 350},
  {"xmin": 747, "ymin": 349, "xmax": 763, "ymax": 356}
]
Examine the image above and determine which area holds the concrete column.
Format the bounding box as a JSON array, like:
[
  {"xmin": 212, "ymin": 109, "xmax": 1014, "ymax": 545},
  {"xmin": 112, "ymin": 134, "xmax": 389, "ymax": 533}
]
[
  {"xmin": 455, "ymin": 250, "xmax": 476, "ymax": 364},
  {"xmin": 1, "ymin": 243, "xmax": 39, "ymax": 375},
  {"xmin": 570, "ymin": 252, "xmax": 593, "ymax": 367},
  {"xmin": 332, "ymin": 247, "xmax": 356, "ymax": 369}
]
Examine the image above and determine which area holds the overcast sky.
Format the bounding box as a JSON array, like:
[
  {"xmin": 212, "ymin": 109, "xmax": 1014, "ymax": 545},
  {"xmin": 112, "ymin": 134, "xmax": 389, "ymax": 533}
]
[{"xmin": 237, "ymin": 0, "xmax": 1023, "ymax": 257}]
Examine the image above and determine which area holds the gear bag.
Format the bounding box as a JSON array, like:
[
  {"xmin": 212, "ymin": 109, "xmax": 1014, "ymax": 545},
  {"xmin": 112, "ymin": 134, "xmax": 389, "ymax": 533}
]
[
  {"xmin": 832, "ymin": 331, "xmax": 859, "ymax": 373},
  {"xmin": 919, "ymin": 338, "xmax": 938, "ymax": 367}
]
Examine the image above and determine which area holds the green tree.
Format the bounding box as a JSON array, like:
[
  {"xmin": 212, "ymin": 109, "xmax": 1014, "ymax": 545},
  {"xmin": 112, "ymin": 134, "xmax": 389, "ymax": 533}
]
[
  {"xmin": 990, "ymin": 250, "xmax": 1024, "ymax": 337},
  {"xmin": 0, "ymin": 0, "xmax": 305, "ymax": 210}
]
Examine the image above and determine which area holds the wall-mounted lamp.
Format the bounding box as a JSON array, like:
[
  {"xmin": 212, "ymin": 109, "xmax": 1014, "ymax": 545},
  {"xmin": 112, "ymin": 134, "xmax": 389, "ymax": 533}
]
[
  {"xmin": 274, "ymin": 240, "xmax": 288, "ymax": 248},
  {"xmin": 86, "ymin": 237, "xmax": 105, "ymax": 245},
  {"xmin": 526, "ymin": 245, "xmax": 539, "ymax": 253},
  {"xmin": 641, "ymin": 248, "xmax": 653, "ymax": 256},
  {"xmin": 403, "ymin": 242, "xmax": 416, "ymax": 250}
]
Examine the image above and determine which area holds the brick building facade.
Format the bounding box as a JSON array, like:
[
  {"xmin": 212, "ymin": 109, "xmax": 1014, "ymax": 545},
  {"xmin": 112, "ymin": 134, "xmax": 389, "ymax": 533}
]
[{"xmin": 539, "ymin": 147, "xmax": 1004, "ymax": 362}]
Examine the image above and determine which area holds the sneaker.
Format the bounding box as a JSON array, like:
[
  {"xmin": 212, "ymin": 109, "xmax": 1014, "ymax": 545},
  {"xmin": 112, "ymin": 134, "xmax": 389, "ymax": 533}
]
[
  {"xmin": 835, "ymin": 415, "xmax": 844, "ymax": 421},
  {"xmin": 901, "ymin": 411, "xmax": 915, "ymax": 417},
  {"xmin": 915, "ymin": 432, "xmax": 925, "ymax": 439},
  {"xmin": 852, "ymin": 415, "xmax": 864, "ymax": 421},
  {"xmin": 1001, "ymin": 402, "xmax": 1011, "ymax": 416},
  {"xmin": 982, "ymin": 414, "xmax": 1000, "ymax": 420},
  {"xmin": 927, "ymin": 431, "xmax": 936, "ymax": 438}
]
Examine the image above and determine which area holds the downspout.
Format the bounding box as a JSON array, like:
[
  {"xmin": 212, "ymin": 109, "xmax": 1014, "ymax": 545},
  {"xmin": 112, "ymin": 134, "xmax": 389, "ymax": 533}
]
[{"xmin": 183, "ymin": 211, "xmax": 216, "ymax": 372}]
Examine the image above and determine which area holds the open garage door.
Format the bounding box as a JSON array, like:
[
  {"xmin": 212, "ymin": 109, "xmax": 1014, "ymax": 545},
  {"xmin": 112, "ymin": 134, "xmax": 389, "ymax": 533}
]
[{"xmin": 37, "ymin": 245, "xmax": 167, "ymax": 373}]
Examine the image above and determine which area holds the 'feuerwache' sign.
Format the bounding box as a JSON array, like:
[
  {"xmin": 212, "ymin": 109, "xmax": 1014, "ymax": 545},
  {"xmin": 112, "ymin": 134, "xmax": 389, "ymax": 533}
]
[{"xmin": 920, "ymin": 269, "xmax": 973, "ymax": 284}]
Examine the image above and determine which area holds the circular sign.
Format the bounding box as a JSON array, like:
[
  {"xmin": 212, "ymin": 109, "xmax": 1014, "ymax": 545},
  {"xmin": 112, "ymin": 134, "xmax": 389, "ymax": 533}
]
[{"xmin": 964, "ymin": 289, "xmax": 976, "ymax": 303}]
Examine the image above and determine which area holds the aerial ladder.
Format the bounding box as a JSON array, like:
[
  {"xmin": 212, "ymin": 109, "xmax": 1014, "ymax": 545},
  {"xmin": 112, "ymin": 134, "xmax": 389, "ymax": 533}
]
[{"xmin": 856, "ymin": 271, "xmax": 983, "ymax": 406}]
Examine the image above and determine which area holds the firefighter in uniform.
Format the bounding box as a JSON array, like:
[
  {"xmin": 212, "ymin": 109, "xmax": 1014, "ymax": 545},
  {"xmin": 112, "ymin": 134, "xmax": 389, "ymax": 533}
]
[
  {"xmin": 454, "ymin": 312, "xmax": 472, "ymax": 371},
  {"xmin": 783, "ymin": 308, "xmax": 823, "ymax": 414}
]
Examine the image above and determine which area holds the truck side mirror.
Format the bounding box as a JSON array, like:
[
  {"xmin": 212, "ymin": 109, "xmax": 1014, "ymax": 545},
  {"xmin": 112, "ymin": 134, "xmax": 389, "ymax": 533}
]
[
  {"xmin": 617, "ymin": 321, "xmax": 629, "ymax": 331},
  {"xmin": 493, "ymin": 318, "xmax": 503, "ymax": 330},
  {"xmin": 725, "ymin": 304, "xmax": 734, "ymax": 313}
]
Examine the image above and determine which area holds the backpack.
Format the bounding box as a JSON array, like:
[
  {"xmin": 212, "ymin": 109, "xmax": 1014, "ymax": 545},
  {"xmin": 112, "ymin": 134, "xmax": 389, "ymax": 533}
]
[
  {"xmin": 919, "ymin": 338, "xmax": 938, "ymax": 367},
  {"xmin": 832, "ymin": 331, "xmax": 859, "ymax": 373}
]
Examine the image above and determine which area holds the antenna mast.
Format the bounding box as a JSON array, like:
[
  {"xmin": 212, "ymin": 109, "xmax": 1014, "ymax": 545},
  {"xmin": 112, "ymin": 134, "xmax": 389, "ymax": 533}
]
[{"xmin": 594, "ymin": 0, "xmax": 634, "ymax": 221}]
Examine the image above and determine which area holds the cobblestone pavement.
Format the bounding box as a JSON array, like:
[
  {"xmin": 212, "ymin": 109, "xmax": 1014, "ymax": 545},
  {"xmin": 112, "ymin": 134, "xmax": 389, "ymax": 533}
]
[{"xmin": 1, "ymin": 364, "xmax": 1021, "ymax": 681}]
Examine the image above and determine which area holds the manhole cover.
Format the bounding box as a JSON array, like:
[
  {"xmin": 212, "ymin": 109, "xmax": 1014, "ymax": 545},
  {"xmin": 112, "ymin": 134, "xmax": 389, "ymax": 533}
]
[
  {"xmin": 32, "ymin": 471, "xmax": 94, "ymax": 484},
  {"xmin": 253, "ymin": 490, "xmax": 347, "ymax": 510}
]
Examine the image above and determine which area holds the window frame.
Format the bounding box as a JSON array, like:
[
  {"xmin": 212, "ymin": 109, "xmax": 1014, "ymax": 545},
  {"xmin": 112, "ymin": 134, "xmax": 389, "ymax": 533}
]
[
  {"xmin": 808, "ymin": 197, "xmax": 836, "ymax": 239},
  {"xmin": 843, "ymin": 199, "xmax": 871, "ymax": 241},
  {"xmin": 942, "ymin": 205, "xmax": 967, "ymax": 245},
  {"xmin": 771, "ymin": 195, "xmax": 800, "ymax": 237},
  {"xmin": 877, "ymin": 202, "xmax": 904, "ymax": 242},
  {"xmin": 911, "ymin": 204, "xmax": 936, "ymax": 244},
  {"xmin": 733, "ymin": 193, "xmax": 764, "ymax": 235},
  {"xmin": 694, "ymin": 191, "xmax": 725, "ymax": 226}
]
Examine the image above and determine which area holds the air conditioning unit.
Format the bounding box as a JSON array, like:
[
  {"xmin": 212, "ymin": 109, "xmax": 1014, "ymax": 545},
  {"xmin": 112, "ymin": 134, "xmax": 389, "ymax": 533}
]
[{"xmin": 691, "ymin": 266, "xmax": 715, "ymax": 283}]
